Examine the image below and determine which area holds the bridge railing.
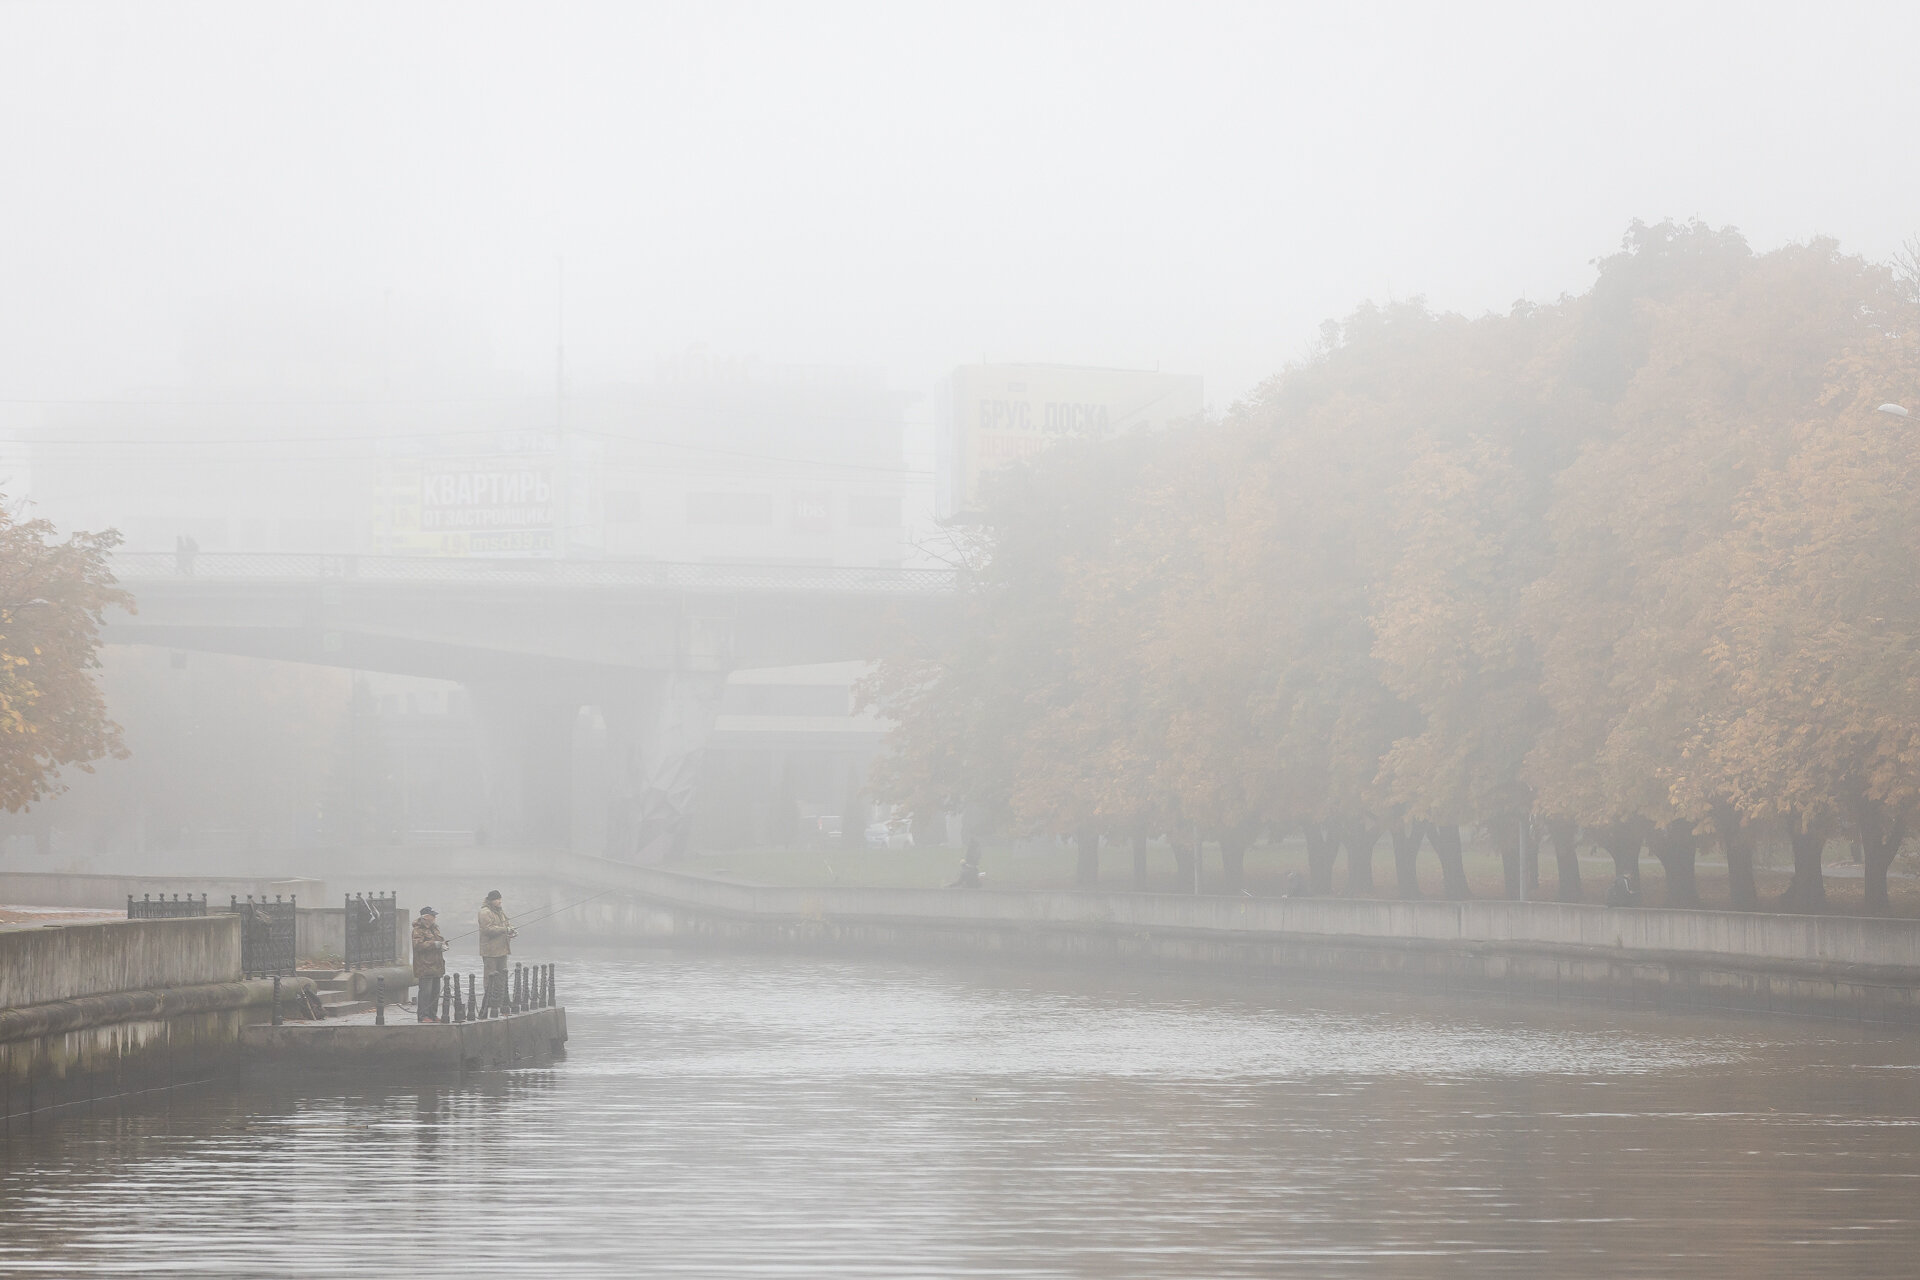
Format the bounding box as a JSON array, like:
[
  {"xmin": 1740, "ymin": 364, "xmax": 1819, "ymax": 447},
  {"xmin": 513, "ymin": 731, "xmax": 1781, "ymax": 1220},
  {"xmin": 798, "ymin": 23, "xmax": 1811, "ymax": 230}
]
[{"xmin": 109, "ymin": 552, "xmax": 958, "ymax": 595}]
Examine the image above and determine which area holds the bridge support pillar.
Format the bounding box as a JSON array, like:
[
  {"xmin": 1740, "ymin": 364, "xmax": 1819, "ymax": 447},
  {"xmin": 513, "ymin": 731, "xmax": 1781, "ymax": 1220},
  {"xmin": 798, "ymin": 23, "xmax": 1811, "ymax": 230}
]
[
  {"xmin": 601, "ymin": 672, "xmax": 723, "ymax": 864},
  {"xmin": 470, "ymin": 683, "xmax": 579, "ymax": 848}
]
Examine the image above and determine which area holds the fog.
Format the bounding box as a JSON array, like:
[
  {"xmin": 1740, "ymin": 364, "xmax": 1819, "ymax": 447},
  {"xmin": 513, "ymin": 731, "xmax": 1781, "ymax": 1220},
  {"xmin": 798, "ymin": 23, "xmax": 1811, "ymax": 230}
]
[
  {"xmin": 6, "ymin": 1, "xmax": 1919, "ymax": 410},
  {"xmin": 11, "ymin": 8, "xmax": 1920, "ymax": 1275}
]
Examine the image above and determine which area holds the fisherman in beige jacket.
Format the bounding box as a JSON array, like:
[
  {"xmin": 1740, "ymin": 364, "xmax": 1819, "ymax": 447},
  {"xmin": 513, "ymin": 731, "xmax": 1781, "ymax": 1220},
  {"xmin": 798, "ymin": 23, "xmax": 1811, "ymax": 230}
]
[{"xmin": 478, "ymin": 890, "xmax": 516, "ymax": 1015}]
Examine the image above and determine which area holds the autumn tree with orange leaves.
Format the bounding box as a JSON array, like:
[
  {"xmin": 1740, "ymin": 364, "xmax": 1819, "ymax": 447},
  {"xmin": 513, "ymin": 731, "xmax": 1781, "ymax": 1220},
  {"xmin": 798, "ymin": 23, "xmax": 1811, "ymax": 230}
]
[
  {"xmin": 869, "ymin": 221, "xmax": 1920, "ymax": 915},
  {"xmin": 0, "ymin": 507, "xmax": 128, "ymax": 812}
]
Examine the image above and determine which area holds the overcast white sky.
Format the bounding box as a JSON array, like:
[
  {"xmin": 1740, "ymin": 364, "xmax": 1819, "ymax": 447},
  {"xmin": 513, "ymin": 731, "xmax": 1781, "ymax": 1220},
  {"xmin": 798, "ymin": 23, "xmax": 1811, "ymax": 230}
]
[{"xmin": 4, "ymin": 0, "xmax": 1918, "ymax": 415}]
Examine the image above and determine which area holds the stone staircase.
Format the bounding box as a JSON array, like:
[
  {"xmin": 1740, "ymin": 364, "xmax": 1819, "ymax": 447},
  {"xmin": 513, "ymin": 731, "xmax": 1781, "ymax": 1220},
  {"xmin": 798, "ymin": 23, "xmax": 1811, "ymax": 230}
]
[{"xmin": 294, "ymin": 969, "xmax": 373, "ymax": 1018}]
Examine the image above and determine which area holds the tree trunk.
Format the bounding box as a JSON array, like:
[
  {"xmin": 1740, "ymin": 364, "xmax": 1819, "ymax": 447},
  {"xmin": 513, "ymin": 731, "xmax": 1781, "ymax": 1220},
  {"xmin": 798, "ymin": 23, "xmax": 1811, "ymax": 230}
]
[
  {"xmin": 1303, "ymin": 822, "xmax": 1338, "ymax": 895},
  {"xmin": 1428, "ymin": 823, "xmax": 1471, "ymax": 900},
  {"xmin": 1172, "ymin": 832, "xmax": 1198, "ymax": 895},
  {"xmin": 1649, "ymin": 819, "xmax": 1699, "ymax": 908},
  {"xmin": 1523, "ymin": 818, "xmax": 1542, "ymax": 896},
  {"xmin": 1074, "ymin": 825, "xmax": 1100, "ymax": 889},
  {"xmin": 1545, "ymin": 817, "xmax": 1582, "ymax": 903},
  {"xmin": 1388, "ymin": 819, "xmax": 1423, "ymax": 899},
  {"xmin": 1598, "ymin": 823, "xmax": 1642, "ymax": 895},
  {"xmin": 1131, "ymin": 832, "xmax": 1149, "ymax": 890},
  {"xmin": 1712, "ymin": 802, "xmax": 1758, "ymax": 911},
  {"xmin": 1851, "ymin": 796, "xmax": 1906, "ymax": 914},
  {"xmin": 1493, "ymin": 814, "xmax": 1524, "ymax": 899},
  {"xmin": 1779, "ymin": 815, "xmax": 1827, "ymax": 912},
  {"xmin": 1342, "ymin": 816, "xmax": 1381, "ymax": 896},
  {"xmin": 1220, "ymin": 831, "xmax": 1249, "ymax": 894}
]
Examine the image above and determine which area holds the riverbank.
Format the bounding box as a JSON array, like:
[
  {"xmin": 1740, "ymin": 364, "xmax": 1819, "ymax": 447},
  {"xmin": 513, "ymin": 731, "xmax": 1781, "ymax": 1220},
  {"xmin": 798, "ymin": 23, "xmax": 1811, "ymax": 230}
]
[
  {"xmin": 688, "ymin": 840, "xmax": 1920, "ymax": 918},
  {"xmin": 0, "ymin": 916, "xmax": 302, "ymax": 1125},
  {"xmin": 11, "ymin": 850, "xmax": 1920, "ymax": 1030}
]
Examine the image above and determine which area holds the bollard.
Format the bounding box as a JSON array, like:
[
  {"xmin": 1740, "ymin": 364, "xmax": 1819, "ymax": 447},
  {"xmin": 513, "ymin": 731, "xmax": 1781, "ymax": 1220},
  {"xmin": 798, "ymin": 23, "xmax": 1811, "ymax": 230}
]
[
  {"xmin": 543, "ymin": 963, "xmax": 551, "ymax": 1008},
  {"xmin": 272, "ymin": 975, "xmax": 283, "ymax": 1026},
  {"xmin": 375, "ymin": 975, "xmax": 386, "ymax": 1026},
  {"xmin": 551, "ymin": 964, "xmax": 559, "ymax": 1008},
  {"xmin": 467, "ymin": 973, "xmax": 476, "ymax": 1022},
  {"xmin": 442, "ymin": 974, "xmax": 453, "ymax": 1023},
  {"xmin": 512, "ymin": 964, "xmax": 522, "ymax": 1013}
]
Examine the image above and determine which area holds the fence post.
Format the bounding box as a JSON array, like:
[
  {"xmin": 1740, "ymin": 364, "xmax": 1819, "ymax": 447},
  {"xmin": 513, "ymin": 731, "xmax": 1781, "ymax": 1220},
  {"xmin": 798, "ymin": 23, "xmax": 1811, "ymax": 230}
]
[
  {"xmin": 272, "ymin": 976, "xmax": 282, "ymax": 1027},
  {"xmin": 375, "ymin": 976, "xmax": 386, "ymax": 1026}
]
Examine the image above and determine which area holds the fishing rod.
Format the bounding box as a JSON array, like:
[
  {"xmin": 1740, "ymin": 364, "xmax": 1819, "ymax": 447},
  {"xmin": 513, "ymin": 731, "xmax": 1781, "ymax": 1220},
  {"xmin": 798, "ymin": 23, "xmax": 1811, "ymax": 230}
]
[{"xmin": 434, "ymin": 886, "xmax": 619, "ymax": 946}]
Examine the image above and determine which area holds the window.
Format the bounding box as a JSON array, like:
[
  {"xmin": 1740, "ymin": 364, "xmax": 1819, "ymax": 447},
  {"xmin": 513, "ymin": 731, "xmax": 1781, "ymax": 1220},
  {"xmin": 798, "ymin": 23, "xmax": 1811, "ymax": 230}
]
[
  {"xmin": 846, "ymin": 495, "xmax": 901, "ymax": 528},
  {"xmin": 605, "ymin": 490, "xmax": 647, "ymax": 524},
  {"xmin": 686, "ymin": 493, "xmax": 774, "ymax": 525}
]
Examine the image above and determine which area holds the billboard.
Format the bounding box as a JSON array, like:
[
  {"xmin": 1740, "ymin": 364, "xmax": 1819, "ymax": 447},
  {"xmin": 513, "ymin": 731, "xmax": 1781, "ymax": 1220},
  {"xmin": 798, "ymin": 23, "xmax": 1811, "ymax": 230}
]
[
  {"xmin": 939, "ymin": 364, "xmax": 1204, "ymax": 519},
  {"xmin": 372, "ymin": 431, "xmax": 599, "ymax": 557}
]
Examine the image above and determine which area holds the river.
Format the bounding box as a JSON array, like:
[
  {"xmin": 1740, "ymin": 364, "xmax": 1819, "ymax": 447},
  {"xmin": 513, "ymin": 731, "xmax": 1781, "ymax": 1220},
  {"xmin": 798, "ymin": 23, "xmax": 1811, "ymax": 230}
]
[{"xmin": 3, "ymin": 947, "xmax": 1918, "ymax": 1277}]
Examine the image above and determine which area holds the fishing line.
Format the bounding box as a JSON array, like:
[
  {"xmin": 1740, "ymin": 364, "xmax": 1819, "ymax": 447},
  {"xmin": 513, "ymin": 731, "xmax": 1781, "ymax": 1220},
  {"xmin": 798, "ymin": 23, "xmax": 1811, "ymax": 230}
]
[{"xmin": 435, "ymin": 886, "xmax": 618, "ymax": 946}]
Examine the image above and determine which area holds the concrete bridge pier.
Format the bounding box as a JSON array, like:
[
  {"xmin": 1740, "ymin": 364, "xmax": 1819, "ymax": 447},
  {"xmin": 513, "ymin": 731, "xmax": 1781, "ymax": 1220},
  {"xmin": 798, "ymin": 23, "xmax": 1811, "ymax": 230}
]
[
  {"xmin": 471, "ymin": 683, "xmax": 579, "ymax": 848},
  {"xmin": 599, "ymin": 673, "xmax": 724, "ymax": 864}
]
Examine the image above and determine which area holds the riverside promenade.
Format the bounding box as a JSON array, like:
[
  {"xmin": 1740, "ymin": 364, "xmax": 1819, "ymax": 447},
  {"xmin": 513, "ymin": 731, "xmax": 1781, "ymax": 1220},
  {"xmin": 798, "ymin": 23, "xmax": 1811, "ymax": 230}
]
[
  {"xmin": 12, "ymin": 851, "xmax": 1920, "ymax": 1027},
  {"xmin": 0, "ymin": 901, "xmax": 566, "ymax": 1126}
]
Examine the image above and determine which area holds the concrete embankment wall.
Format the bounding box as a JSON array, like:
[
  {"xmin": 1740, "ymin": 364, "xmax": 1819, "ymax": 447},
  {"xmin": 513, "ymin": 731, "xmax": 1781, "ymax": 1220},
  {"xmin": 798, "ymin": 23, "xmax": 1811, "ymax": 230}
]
[
  {"xmin": 16, "ymin": 849, "xmax": 1920, "ymax": 1023},
  {"xmin": 0, "ymin": 873, "xmax": 409, "ymax": 966},
  {"xmin": 492, "ymin": 852, "xmax": 1920, "ymax": 1024},
  {"xmin": 0, "ymin": 916, "xmax": 298, "ymax": 1124}
]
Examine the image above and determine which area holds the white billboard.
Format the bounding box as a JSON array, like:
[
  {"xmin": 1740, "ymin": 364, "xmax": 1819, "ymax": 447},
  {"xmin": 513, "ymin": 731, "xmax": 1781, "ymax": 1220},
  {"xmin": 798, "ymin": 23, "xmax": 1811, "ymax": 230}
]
[{"xmin": 939, "ymin": 363, "xmax": 1203, "ymax": 519}]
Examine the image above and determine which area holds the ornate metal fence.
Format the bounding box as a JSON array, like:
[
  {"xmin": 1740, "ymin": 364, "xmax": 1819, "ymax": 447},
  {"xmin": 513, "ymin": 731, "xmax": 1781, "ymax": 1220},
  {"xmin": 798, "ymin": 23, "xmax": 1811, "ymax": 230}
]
[
  {"xmin": 126, "ymin": 893, "xmax": 208, "ymax": 919},
  {"xmin": 344, "ymin": 892, "xmax": 398, "ymax": 969},
  {"xmin": 227, "ymin": 895, "xmax": 297, "ymax": 977}
]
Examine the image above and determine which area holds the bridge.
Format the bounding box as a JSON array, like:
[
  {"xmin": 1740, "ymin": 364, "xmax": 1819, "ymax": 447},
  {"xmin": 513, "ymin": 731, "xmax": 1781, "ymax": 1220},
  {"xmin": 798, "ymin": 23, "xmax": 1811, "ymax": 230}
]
[{"xmin": 103, "ymin": 552, "xmax": 957, "ymax": 860}]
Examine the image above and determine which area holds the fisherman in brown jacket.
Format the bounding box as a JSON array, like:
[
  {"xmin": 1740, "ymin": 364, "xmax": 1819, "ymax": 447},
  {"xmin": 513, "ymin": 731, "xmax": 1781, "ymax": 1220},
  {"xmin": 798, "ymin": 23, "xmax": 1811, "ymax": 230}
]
[
  {"xmin": 411, "ymin": 906, "xmax": 448, "ymax": 1023},
  {"xmin": 477, "ymin": 890, "xmax": 515, "ymax": 1015}
]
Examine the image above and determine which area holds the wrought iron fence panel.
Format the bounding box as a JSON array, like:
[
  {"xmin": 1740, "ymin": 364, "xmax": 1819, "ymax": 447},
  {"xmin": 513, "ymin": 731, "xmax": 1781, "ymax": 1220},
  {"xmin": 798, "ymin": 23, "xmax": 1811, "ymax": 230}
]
[
  {"xmin": 126, "ymin": 893, "xmax": 209, "ymax": 919},
  {"xmin": 226, "ymin": 895, "xmax": 296, "ymax": 977},
  {"xmin": 344, "ymin": 892, "xmax": 398, "ymax": 969}
]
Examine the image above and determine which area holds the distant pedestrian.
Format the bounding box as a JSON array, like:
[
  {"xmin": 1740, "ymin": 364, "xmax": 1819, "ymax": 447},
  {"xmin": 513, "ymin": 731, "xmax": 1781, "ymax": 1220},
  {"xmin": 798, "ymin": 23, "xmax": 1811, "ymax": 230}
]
[
  {"xmin": 1606, "ymin": 873, "xmax": 1640, "ymax": 908},
  {"xmin": 947, "ymin": 841, "xmax": 984, "ymax": 889},
  {"xmin": 411, "ymin": 906, "xmax": 448, "ymax": 1022},
  {"xmin": 478, "ymin": 890, "xmax": 515, "ymax": 1013},
  {"xmin": 174, "ymin": 534, "xmax": 199, "ymax": 576}
]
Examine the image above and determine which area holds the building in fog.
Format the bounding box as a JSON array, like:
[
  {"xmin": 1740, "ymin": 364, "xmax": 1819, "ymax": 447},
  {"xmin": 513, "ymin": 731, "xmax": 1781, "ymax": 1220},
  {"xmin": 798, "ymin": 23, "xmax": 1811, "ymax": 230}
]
[
  {"xmin": 20, "ymin": 349, "xmax": 920, "ymax": 569},
  {"xmin": 938, "ymin": 362, "xmax": 1204, "ymax": 520}
]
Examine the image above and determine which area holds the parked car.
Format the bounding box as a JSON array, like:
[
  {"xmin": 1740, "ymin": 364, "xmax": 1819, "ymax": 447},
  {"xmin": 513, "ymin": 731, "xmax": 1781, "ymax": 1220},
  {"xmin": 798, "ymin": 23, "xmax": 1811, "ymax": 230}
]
[{"xmin": 865, "ymin": 818, "xmax": 914, "ymax": 850}]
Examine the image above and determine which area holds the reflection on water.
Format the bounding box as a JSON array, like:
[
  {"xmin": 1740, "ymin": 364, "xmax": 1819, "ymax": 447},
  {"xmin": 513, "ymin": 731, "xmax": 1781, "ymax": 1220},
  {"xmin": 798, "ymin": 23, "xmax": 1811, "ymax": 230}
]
[{"xmin": 4, "ymin": 949, "xmax": 1920, "ymax": 1277}]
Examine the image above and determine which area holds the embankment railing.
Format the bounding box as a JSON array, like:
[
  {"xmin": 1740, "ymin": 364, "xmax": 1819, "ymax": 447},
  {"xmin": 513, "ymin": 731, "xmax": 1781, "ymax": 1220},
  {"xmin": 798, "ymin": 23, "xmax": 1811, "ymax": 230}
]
[
  {"xmin": 227, "ymin": 895, "xmax": 296, "ymax": 977},
  {"xmin": 126, "ymin": 893, "xmax": 209, "ymax": 919},
  {"xmin": 344, "ymin": 892, "xmax": 398, "ymax": 969}
]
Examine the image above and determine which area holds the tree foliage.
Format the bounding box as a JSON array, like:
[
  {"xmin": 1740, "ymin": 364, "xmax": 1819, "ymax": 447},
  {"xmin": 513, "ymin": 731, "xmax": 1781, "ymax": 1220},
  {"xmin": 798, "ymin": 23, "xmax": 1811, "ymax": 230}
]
[
  {"xmin": 0, "ymin": 507, "xmax": 127, "ymax": 811},
  {"xmin": 870, "ymin": 222, "xmax": 1920, "ymax": 912}
]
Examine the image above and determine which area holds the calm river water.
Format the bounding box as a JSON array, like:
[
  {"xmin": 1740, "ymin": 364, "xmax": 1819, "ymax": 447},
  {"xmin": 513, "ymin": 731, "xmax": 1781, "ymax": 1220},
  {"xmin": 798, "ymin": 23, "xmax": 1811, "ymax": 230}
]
[{"xmin": 3, "ymin": 947, "xmax": 1920, "ymax": 1277}]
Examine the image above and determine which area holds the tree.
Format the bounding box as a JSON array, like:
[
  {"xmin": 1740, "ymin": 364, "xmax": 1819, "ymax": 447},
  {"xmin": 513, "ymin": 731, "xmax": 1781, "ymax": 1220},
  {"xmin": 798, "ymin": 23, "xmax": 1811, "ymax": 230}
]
[
  {"xmin": 1374, "ymin": 435, "xmax": 1548, "ymax": 895},
  {"xmin": 1527, "ymin": 235, "xmax": 1899, "ymax": 907},
  {"xmin": 1702, "ymin": 329, "xmax": 1920, "ymax": 911},
  {"xmin": 0, "ymin": 509, "xmax": 127, "ymax": 812}
]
